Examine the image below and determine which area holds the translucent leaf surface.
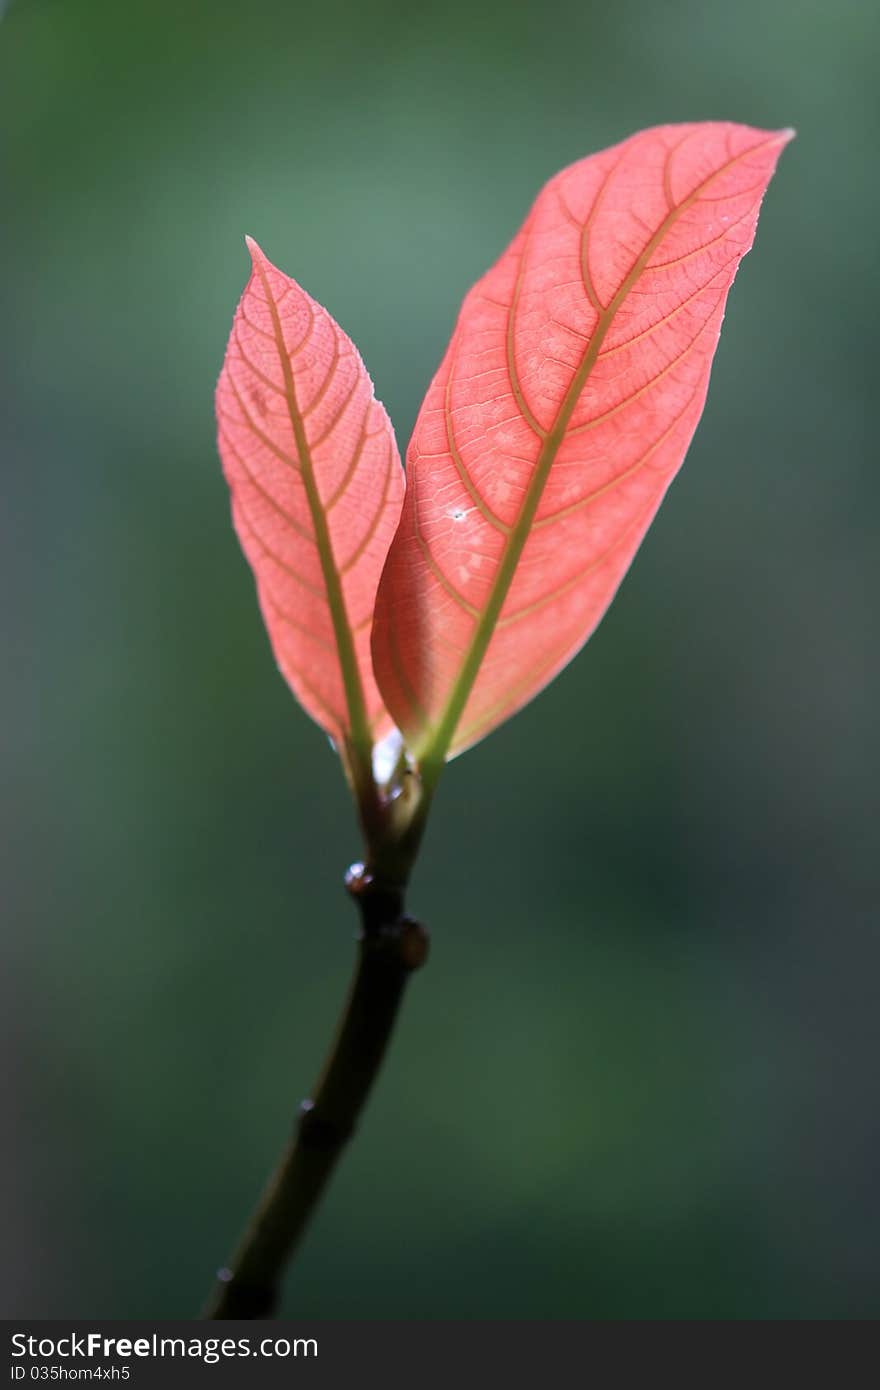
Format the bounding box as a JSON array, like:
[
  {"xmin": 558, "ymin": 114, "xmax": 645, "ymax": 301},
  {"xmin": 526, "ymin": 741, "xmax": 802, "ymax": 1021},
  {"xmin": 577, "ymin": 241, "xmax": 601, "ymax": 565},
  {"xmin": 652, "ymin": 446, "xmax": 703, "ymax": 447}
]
[
  {"xmin": 217, "ymin": 239, "xmax": 404, "ymax": 757},
  {"xmin": 371, "ymin": 123, "xmax": 791, "ymax": 763}
]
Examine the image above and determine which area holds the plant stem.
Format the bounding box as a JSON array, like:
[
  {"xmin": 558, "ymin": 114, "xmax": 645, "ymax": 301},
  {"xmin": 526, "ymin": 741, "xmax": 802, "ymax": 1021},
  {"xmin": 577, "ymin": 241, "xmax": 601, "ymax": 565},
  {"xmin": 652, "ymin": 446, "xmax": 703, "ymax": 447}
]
[{"xmin": 203, "ymin": 867, "xmax": 429, "ymax": 1319}]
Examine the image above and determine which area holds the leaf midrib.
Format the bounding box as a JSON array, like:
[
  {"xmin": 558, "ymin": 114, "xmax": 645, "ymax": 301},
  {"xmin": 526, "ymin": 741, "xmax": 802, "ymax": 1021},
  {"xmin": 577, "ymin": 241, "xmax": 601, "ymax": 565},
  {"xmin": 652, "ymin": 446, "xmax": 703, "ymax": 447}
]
[
  {"xmin": 418, "ymin": 137, "xmax": 778, "ymax": 774},
  {"xmin": 254, "ymin": 257, "xmax": 373, "ymax": 763}
]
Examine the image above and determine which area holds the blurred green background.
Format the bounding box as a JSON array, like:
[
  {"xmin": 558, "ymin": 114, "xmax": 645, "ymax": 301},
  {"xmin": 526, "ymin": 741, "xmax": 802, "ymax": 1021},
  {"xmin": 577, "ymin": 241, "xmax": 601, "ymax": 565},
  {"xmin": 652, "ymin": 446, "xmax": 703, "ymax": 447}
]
[{"xmin": 2, "ymin": 0, "xmax": 877, "ymax": 1320}]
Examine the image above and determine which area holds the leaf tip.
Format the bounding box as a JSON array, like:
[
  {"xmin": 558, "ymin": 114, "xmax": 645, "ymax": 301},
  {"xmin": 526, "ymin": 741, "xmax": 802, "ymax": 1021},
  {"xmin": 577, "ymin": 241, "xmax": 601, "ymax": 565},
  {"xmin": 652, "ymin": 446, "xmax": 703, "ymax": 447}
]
[{"xmin": 244, "ymin": 234, "xmax": 266, "ymax": 266}]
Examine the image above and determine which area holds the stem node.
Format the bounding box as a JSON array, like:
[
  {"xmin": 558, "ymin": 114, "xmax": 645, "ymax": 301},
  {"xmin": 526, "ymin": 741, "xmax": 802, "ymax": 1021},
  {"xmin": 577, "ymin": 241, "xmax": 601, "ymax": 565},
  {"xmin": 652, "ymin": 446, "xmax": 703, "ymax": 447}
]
[{"xmin": 203, "ymin": 854, "xmax": 428, "ymax": 1320}]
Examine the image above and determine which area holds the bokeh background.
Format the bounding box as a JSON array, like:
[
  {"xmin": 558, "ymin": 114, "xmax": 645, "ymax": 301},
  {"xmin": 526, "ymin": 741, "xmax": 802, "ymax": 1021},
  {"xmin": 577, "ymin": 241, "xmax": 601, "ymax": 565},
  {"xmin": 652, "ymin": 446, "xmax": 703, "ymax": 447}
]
[{"xmin": 2, "ymin": 0, "xmax": 877, "ymax": 1320}]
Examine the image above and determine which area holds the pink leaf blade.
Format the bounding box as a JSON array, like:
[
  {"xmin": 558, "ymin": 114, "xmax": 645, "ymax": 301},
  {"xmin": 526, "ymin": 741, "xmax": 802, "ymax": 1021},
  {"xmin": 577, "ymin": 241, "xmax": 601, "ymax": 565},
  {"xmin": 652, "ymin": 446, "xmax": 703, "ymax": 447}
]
[
  {"xmin": 217, "ymin": 239, "xmax": 404, "ymax": 756},
  {"xmin": 371, "ymin": 122, "xmax": 792, "ymax": 764}
]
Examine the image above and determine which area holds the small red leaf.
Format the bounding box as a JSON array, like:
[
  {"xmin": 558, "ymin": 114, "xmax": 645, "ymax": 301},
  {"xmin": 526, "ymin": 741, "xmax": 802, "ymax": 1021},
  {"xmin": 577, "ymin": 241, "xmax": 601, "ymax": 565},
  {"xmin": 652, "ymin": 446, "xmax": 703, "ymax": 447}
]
[
  {"xmin": 216, "ymin": 239, "xmax": 404, "ymax": 763},
  {"xmin": 371, "ymin": 122, "xmax": 792, "ymax": 765}
]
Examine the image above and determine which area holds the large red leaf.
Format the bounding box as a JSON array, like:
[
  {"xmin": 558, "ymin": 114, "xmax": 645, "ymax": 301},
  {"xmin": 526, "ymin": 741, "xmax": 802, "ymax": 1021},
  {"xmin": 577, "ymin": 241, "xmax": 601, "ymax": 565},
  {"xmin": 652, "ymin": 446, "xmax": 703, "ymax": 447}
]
[
  {"xmin": 216, "ymin": 239, "xmax": 404, "ymax": 770},
  {"xmin": 371, "ymin": 122, "xmax": 791, "ymax": 767}
]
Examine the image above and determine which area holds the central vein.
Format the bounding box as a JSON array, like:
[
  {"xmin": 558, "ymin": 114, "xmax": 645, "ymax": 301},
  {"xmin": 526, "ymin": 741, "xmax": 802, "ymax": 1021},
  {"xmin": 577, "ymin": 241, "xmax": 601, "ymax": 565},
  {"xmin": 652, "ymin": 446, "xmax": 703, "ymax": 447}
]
[
  {"xmin": 419, "ymin": 163, "xmax": 728, "ymax": 776},
  {"xmin": 255, "ymin": 259, "xmax": 373, "ymax": 768}
]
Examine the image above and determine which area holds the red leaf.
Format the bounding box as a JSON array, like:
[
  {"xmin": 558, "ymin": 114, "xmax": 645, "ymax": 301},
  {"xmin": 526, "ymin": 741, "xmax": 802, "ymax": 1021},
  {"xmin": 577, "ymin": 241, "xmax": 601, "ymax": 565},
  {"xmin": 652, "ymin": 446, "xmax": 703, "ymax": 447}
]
[
  {"xmin": 371, "ymin": 122, "xmax": 792, "ymax": 766},
  {"xmin": 216, "ymin": 239, "xmax": 404, "ymax": 769}
]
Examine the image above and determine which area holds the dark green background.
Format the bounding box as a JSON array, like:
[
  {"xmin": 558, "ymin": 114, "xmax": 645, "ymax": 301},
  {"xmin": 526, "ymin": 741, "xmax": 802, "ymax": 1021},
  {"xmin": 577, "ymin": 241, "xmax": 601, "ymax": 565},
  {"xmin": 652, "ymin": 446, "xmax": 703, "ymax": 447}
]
[{"xmin": 2, "ymin": 0, "xmax": 876, "ymax": 1319}]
